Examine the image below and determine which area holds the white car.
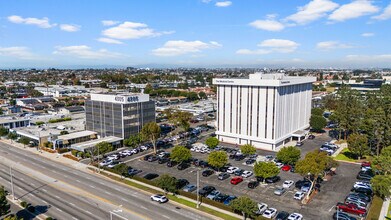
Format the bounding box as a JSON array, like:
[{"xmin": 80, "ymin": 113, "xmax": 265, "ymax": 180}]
[
  {"xmin": 294, "ymin": 191, "xmax": 305, "ymax": 200},
  {"xmin": 150, "ymin": 194, "xmax": 168, "ymax": 203},
  {"xmin": 120, "ymin": 150, "xmax": 132, "ymax": 156},
  {"xmin": 107, "ymin": 154, "xmax": 119, "ymax": 160},
  {"xmin": 131, "ymin": 149, "xmax": 139, "ymax": 154},
  {"xmin": 140, "ymin": 145, "xmax": 148, "ymax": 151},
  {"xmin": 255, "ymin": 202, "xmax": 268, "ymax": 215},
  {"xmin": 190, "ymin": 147, "xmax": 196, "ymax": 152},
  {"xmin": 283, "ymin": 180, "xmax": 294, "ymax": 188},
  {"xmin": 361, "ymin": 166, "xmax": 371, "ymax": 172},
  {"xmin": 242, "ymin": 171, "xmax": 253, "ymax": 178},
  {"xmin": 99, "ymin": 159, "xmax": 112, "ymax": 166},
  {"xmin": 275, "ymin": 162, "xmax": 284, "ymax": 169},
  {"xmin": 354, "ymin": 182, "xmax": 371, "ymax": 189},
  {"xmin": 227, "ymin": 167, "xmax": 240, "ymax": 174},
  {"xmin": 262, "ymin": 208, "xmax": 277, "ymax": 219},
  {"xmin": 288, "ymin": 213, "xmax": 303, "ymax": 220}
]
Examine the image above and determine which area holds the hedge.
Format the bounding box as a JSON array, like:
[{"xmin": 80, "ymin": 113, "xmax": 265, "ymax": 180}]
[{"xmin": 48, "ymin": 117, "xmax": 72, "ymax": 123}]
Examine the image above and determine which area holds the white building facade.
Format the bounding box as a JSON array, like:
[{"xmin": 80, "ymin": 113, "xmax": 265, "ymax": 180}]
[{"xmin": 213, "ymin": 73, "xmax": 316, "ymax": 151}]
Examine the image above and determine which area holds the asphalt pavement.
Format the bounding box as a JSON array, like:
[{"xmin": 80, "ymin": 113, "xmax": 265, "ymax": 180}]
[{"xmin": 0, "ymin": 142, "xmax": 214, "ymax": 220}]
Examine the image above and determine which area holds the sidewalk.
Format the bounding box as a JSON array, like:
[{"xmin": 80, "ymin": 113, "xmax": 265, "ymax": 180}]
[{"xmin": 380, "ymin": 197, "xmax": 390, "ymax": 220}]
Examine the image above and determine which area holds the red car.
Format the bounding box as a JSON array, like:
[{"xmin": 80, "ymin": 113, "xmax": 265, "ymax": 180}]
[
  {"xmin": 361, "ymin": 161, "xmax": 371, "ymax": 167},
  {"xmin": 281, "ymin": 165, "xmax": 291, "ymax": 171},
  {"xmin": 230, "ymin": 176, "xmax": 243, "ymax": 185},
  {"xmin": 336, "ymin": 202, "xmax": 367, "ymax": 216}
]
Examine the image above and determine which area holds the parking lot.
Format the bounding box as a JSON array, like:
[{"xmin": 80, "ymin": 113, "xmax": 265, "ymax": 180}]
[{"xmin": 123, "ymin": 132, "xmax": 361, "ymax": 220}]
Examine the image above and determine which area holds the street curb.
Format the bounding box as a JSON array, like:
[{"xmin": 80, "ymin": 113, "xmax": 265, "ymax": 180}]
[{"xmin": 6, "ymin": 195, "xmax": 47, "ymax": 220}]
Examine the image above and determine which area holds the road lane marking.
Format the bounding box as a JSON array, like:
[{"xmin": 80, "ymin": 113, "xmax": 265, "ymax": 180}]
[
  {"xmin": 141, "ymin": 206, "xmax": 147, "ymax": 210},
  {"xmin": 42, "ymin": 200, "xmax": 48, "ymax": 204},
  {"xmin": 121, "ymin": 198, "xmax": 128, "ymax": 202},
  {"xmin": 104, "ymin": 191, "xmax": 112, "ymax": 195},
  {"xmin": 328, "ymin": 205, "xmax": 335, "ymax": 212},
  {"xmin": 85, "ymin": 210, "xmax": 93, "ymax": 215},
  {"xmin": 90, "ymin": 185, "xmax": 96, "ymax": 189},
  {"xmin": 76, "ymin": 180, "xmax": 81, "ymax": 183},
  {"xmin": 55, "ymin": 195, "xmax": 60, "ymax": 199},
  {"xmin": 56, "ymin": 208, "xmax": 63, "ymax": 212},
  {"xmin": 162, "ymin": 215, "xmax": 170, "ymax": 219},
  {"xmin": 69, "ymin": 202, "xmax": 75, "ymax": 206},
  {"xmin": 72, "ymin": 217, "xmax": 78, "ymax": 220},
  {"xmin": 30, "ymin": 183, "xmax": 35, "ymax": 186}
]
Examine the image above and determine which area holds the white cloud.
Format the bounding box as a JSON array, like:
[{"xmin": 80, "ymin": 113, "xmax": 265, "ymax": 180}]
[
  {"xmin": 372, "ymin": 3, "xmax": 391, "ymax": 20},
  {"xmin": 329, "ymin": 0, "xmax": 380, "ymax": 22},
  {"xmin": 102, "ymin": 20, "xmax": 120, "ymax": 26},
  {"xmin": 346, "ymin": 54, "xmax": 391, "ymax": 62},
  {"xmin": 0, "ymin": 47, "xmax": 36, "ymax": 59},
  {"xmin": 237, "ymin": 39, "xmax": 299, "ymax": 55},
  {"xmin": 249, "ymin": 19, "xmax": 285, "ymax": 31},
  {"xmin": 53, "ymin": 45, "xmax": 121, "ymax": 59},
  {"xmin": 102, "ymin": 21, "xmax": 172, "ymax": 40},
  {"xmin": 215, "ymin": 1, "xmax": 232, "ymax": 7},
  {"xmin": 152, "ymin": 40, "xmax": 222, "ymax": 56},
  {"xmin": 361, "ymin": 32, "xmax": 375, "ymax": 37},
  {"xmin": 285, "ymin": 0, "xmax": 339, "ymax": 24},
  {"xmin": 316, "ymin": 41, "xmax": 353, "ymax": 50},
  {"xmin": 60, "ymin": 24, "xmax": 80, "ymax": 32},
  {"xmin": 7, "ymin": 15, "xmax": 56, "ymax": 28},
  {"xmin": 97, "ymin": 38, "xmax": 124, "ymax": 44}
]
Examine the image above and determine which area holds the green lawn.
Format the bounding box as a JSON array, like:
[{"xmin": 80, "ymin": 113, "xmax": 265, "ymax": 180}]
[
  {"xmin": 367, "ymin": 196, "xmax": 383, "ymax": 220},
  {"xmin": 387, "ymin": 202, "xmax": 391, "ymax": 218},
  {"xmin": 335, "ymin": 148, "xmax": 358, "ymax": 162}
]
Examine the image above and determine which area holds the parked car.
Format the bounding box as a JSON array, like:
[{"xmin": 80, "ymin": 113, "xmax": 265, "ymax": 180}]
[
  {"xmin": 281, "ymin": 165, "xmax": 291, "ymax": 171},
  {"xmin": 223, "ymin": 195, "xmax": 237, "ymax": 205},
  {"xmin": 332, "ymin": 212, "xmax": 357, "ymax": 220},
  {"xmin": 296, "ymin": 142, "xmax": 303, "ymax": 147},
  {"xmin": 202, "ymin": 169, "xmax": 214, "ymax": 177},
  {"xmin": 227, "ymin": 167, "xmax": 240, "ymax": 174},
  {"xmin": 143, "ymin": 155, "xmax": 152, "ymax": 161},
  {"xmin": 107, "ymin": 160, "xmax": 122, "ymax": 168},
  {"xmin": 295, "ymin": 180, "xmax": 311, "ymax": 189},
  {"xmin": 234, "ymin": 169, "xmax": 244, "ymax": 176},
  {"xmin": 294, "ymin": 191, "xmax": 305, "ymax": 200},
  {"xmin": 176, "ymin": 179, "xmax": 189, "ymax": 189},
  {"xmin": 265, "ymin": 176, "xmax": 281, "ymax": 183},
  {"xmin": 301, "ymin": 182, "xmax": 311, "ymax": 193},
  {"xmin": 214, "ymin": 193, "xmax": 229, "ymax": 203},
  {"xmin": 274, "ymin": 186, "xmax": 286, "ymax": 196},
  {"xmin": 167, "ymin": 160, "xmax": 178, "ymax": 167},
  {"xmin": 336, "ymin": 202, "xmax": 366, "ymax": 217},
  {"xmin": 351, "ymin": 187, "xmax": 373, "ymax": 197},
  {"xmin": 242, "ymin": 171, "xmax": 253, "ymax": 178},
  {"xmin": 230, "ymin": 176, "xmax": 243, "ymax": 185},
  {"xmin": 248, "ymin": 181, "xmax": 259, "ymax": 189},
  {"xmin": 308, "ymin": 134, "xmax": 315, "ymax": 139},
  {"xmin": 275, "ymin": 211, "xmax": 290, "ymax": 220},
  {"xmin": 218, "ymin": 172, "xmax": 230, "ymax": 180},
  {"xmin": 347, "ymin": 192, "xmax": 371, "ymax": 203},
  {"xmin": 148, "ymin": 155, "xmax": 159, "ymax": 162},
  {"xmin": 262, "ymin": 208, "xmax": 277, "ymax": 219},
  {"xmin": 206, "ymin": 190, "xmax": 221, "ymax": 200},
  {"xmin": 99, "ymin": 159, "xmax": 113, "ymax": 166},
  {"xmin": 107, "ymin": 154, "xmax": 119, "ymax": 160},
  {"xmin": 345, "ymin": 198, "xmax": 368, "ymax": 209},
  {"xmin": 143, "ymin": 173, "xmax": 159, "ymax": 180},
  {"xmin": 287, "ymin": 213, "xmax": 303, "ymax": 220},
  {"xmin": 158, "ymin": 157, "xmax": 170, "ymax": 164},
  {"xmin": 150, "ymin": 194, "xmax": 168, "ymax": 203},
  {"xmin": 255, "ymin": 203, "xmax": 268, "ymax": 215},
  {"xmin": 353, "ymin": 182, "xmax": 371, "ymax": 189},
  {"xmin": 178, "ymin": 162, "xmax": 190, "ymax": 170},
  {"xmin": 283, "ymin": 180, "xmax": 294, "ymax": 188},
  {"xmin": 198, "ymin": 186, "xmax": 216, "ymax": 197},
  {"xmin": 126, "ymin": 168, "xmax": 142, "ymax": 177},
  {"xmin": 183, "ymin": 184, "xmax": 197, "ymax": 192},
  {"xmin": 234, "ymin": 154, "xmax": 246, "ymax": 161},
  {"xmin": 357, "ymin": 171, "xmax": 374, "ymax": 181}
]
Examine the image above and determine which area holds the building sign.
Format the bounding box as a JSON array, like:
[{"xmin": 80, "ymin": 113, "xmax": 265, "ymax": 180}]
[
  {"xmin": 115, "ymin": 96, "xmax": 125, "ymax": 102},
  {"xmin": 127, "ymin": 96, "xmax": 139, "ymax": 102},
  {"xmin": 281, "ymin": 81, "xmax": 291, "ymax": 84},
  {"xmin": 114, "ymin": 96, "xmax": 139, "ymax": 103},
  {"xmin": 215, "ymin": 80, "xmax": 235, "ymax": 83}
]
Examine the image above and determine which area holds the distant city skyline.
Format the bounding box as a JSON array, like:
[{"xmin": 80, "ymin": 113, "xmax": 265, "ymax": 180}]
[{"xmin": 1, "ymin": 0, "xmax": 391, "ymax": 68}]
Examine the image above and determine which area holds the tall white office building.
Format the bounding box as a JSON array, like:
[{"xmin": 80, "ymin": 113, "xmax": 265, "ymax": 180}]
[{"xmin": 213, "ymin": 73, "xmax": 316, "ymax": 151}]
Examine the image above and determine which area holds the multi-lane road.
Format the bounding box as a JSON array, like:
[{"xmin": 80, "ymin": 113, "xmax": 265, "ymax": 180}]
[{"xmin": 0, "ymin": 142, "xmax": 214, "ymax": 220}]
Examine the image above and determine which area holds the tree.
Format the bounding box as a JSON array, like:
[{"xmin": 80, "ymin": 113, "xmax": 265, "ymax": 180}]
[
  {"xmin": 144, "ymin": 84, "xmax": 153, "ymax": 94},
  {"xmin": 240, "ymin": 144, "xmax": 256, "ymax": 155},
  {"xmin": 94, "ymin": 141, "xmax": 113, "ymax": 155},
  {"xmin": 164, "ymin": 109, "xmax": 192, "ymax": 132},
  {"xmin": 0, "ymin": 108, "xmax": 3, "ymax": 115},
  {"xmin": 113, "ymin": 163, "xmax": 128, "ymax": 178},
  {"xmin": 373, "ymin": 145, "xmax": 391, "ymax": 175},
  {"xmin": 60, "ymin": 130, "xmax": 69, "ymax": 135},
  {"xmin": 253, "ymin": 162, "xmax": 280, "ymax": 183},
  {"xmin": 310, "ymin": 115, "xmax": 327, "ymax": 132},
  {"xmin": 4, "ymin": 215, "xmax": 18, "ymax": 220},
  {"xmin": 347, "ymin": 133, "xmax": 369, "ymax": 160},
  {"xmin": 311, "ymin": 108, "xmax": 324, "ymax": 116},
  {"xmin": 370, "ymin": 175, "xmax": 391, "ymax": 199},
  {"xmin": 19, "ymin": 136, "xmax": 30, "ymax": 148},
  {"xmin": 207, "ymin": 151, "xmax": 228, "ymax": 169},
  {"xmin": 124, "ymin": 134, "xmax": 142, "ymax": 148},
  {"xmin": 276, "ymin": 146, "xmax": 301, "ymax": 165},
  {"xmin": 205, "ymin": 137, "xmax": 219, "ymax": 149},
  {"xmin": 9, "ymin": 99, "xmax": 16, "ymax": 106},
  {"xmin": 229, "ymin": 196, "xmax": 258, "ymax": 220},
  {"xmin": 0, "ymin": 185, "xmax": 10, "ymax": 216},
  {"xmin": 141, "ymin": 122, "xmax": 161, "ymax": 154},
  {"xmin": 199, "ymin": 92, "xmax": 207, "ymax": 100},
  {"xmin": 295, "ymin": 150, "xmax": 338, "ymax": 199},
  {"xmin": 155, "ymin": 174, "xmax": 177, "ymax": 194},
  {"xmin": 170, "ymin": 146, "xmax": 191, "ymax": 162},
  {"xmin": 7, "ymin": 132, "xmax": 17, "ymax": 140},
  {"xmin": 0, "ymin": 127, "xmax": 8, "ymax": 136}
]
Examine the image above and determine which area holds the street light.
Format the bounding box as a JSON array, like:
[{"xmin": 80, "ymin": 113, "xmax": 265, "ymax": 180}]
[{"xmin": 109, "ymin": 205, "xmax": 127, "ymax": 220}]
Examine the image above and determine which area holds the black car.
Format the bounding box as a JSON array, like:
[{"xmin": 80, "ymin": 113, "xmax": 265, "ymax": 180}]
[
  {"xmin": 290, "ymin": 165, "xmax": 295, "ymax": 173},
  {"xmin": 218, "ymin": 172, "xmax": 230, "ymax": 180},
  {"xmin": 143, "ymin": 173, "xmax": 159, "ymax": 180},
  {"xmin": 295, "ymin": 180, "xmax": 311, "ymax": 189},
  {"xmin": 198, "ymin": 186, "xmax": 216, "ymax": 196},
  {"xmin": 234, "ymin": 154, "xmax": 245, "ymax": 161},
  {"xmin": 275, "ymin": 211, "xmax": 290, "ymax": 220},
  {"xmin": 200, "ymin": 161, "xmax": 209, "ymax": 168},
  {"xmin": 148, "ymin": 156, "xmax": 159, "ymax": 162},
  {"xmin": 357, "ymin": 171, "xmax": 374, "ymax": 181},
  {"xmin": 245, "ymin": 159, "xmax": 256, "ymax": 165},
  {"xmin": 176, "ymin": 179, "xmax": 189, "ymax": 189},
  {"xmin": 178, "ymin": 162, "xmax": 190, "ymax": 170},
  {"xmin": 143, "ymin": 155, "xmax": 152, "ymax": 161},
  {"xmin": 348, "ymin": 192, "xmax": 371, "ymax": 202},
  {"xmin": 202, "ymin": 169, "xmax": 214, "ymax": 177},
  {"xmin": 158, "ymin": 157, "xmax": 169, "ymax": 164},
  {"xmin": 192, "ymin": 158, "xmax": 200, "ymax": 165},
  {"xmin": 256, "ymin": 176, "xmax": 264, "ymax": 182},
  {"xmin": 265, "ymin": 176, "xmax": 281, "ymax": 183},
  {"xmin": 214, "ymin": 194, "xmax": 229, "ymax": 203},
  {"xmin": 234, "ymin": 169, "xmax": 244, "ymax": 176},
  {"xmin": 332, "ymin": 212, "xmax": 357, "ymax": 220},
  {"xmin": 308, "ymin": 134, "xmax": 315, "ymax": 140},
  {"xmin": 167, "ymin": 160, "xmax": 178, "ymax": 167},
  {"xmin": 248, "ymin": 181, "xmax": 259, "ymax": 189},
  {"xmin": 126, "ymin": 168, "xmax": 142, "ymax": 177},
  {"xmin": 229, "ymin": 154, "xmax": 236, "ymax": 159},
  {"xmin": 351, "ymin": 187, "xmax": 373, "ymax": 197}
]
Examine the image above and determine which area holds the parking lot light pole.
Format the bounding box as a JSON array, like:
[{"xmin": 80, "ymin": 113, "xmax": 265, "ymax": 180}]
[{"xmin": 197, "ymin": 169, "xmax": 200, "ymax": 208}]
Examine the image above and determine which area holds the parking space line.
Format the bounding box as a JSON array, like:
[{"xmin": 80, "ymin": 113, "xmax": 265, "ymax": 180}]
[{"xmin": 328, "ymin": 205, "xmax": 335, "ymax": 212}]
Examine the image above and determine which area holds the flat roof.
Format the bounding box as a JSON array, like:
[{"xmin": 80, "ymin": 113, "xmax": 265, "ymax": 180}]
[
  {"xmin": 0, "ymin": 117, "xmax": 30, "ymax": 124},
  {"xmin": 71, "ymin": 136, "xmax": 123, "ymax": 151},
  {"xmin": 57, "ymin": 130, "xmax": 97, "ymax": 141}
]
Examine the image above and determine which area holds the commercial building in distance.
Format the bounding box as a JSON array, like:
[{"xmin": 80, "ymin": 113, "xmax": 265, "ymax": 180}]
[
  {"xmin": 85, "ymin": 93, "xmax": 155, "ymax": 140},
  {"xmin": 213, "ymin": 73, "xmax": 316, "ymax": 151}
]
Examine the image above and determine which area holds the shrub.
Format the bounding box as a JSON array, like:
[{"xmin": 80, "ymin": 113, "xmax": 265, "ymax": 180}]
[
  {"xmin": 35, "ymin": 121, "xmax": 45, "ymax": 126},
  {"xmin": 63, "ymin": 154, "xmax": 80, "ymax": 161},
  {"xmin": 71, "ymin": 150, "xmax": 78, "ymax": 156},
  {"xmin": 46, "ymin": 217, "xmax": 53, "ymax": 220},
  {"xmin": 48, "ymin": 117, "xmax": 72, "ymax": 123},
  {"xmin": 57, "ymin": 148, "xmax": 69, "ymax": 154},
  {"xmin": 77, "ymin": 152, "xmax": 85, "ymax": 158},
  {"xmin": 20, "ymin": 201, "xmax": 28, "ymax": 208}
]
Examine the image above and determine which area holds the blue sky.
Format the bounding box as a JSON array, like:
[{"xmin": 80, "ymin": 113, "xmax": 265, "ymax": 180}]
[{"xmin": 1, "ymin": 0, "xmax": 391, "ymax": 68}]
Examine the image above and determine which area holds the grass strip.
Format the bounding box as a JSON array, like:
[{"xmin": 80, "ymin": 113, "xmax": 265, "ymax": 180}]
[{"xmin": 367, "ymin": 195, "xmax": 383, "ymax": 220}]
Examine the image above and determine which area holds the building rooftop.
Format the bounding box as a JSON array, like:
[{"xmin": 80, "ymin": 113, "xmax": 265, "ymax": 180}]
[
  {"xmin": 57, "ymin": 130, "xmax": 97, "ymax": 141},
  {"xmin": 70, "ymin": 136, "xmax": 123, "ymax": 151}
]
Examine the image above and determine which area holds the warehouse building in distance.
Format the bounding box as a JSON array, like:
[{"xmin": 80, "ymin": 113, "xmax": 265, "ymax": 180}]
[{"xmin": 213, "ymin": 73, "xmax": 316, "ymax": 151}]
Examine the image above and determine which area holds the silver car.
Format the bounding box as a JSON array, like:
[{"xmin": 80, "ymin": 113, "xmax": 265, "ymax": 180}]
[{"xmin": 274, "ymin": 186, "xmax": 286, "ymax": 196}]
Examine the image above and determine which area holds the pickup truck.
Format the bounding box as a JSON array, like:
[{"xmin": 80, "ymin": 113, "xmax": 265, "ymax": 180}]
[{"xmin": 336, "ymin": 202, "xmax": 366, "ymax": 217}]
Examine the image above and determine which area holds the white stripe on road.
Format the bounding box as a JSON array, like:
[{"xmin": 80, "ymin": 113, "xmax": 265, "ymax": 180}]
[
  {"xmin": 30, "ymin": 183, "xmax": 35, "ymax": 186},
  {"xmin": 90, "ymin": 185, "xmax": 96, "ymax": 189},
  {"xmin": 328, "ymin": 205, "xmax": 335, "ymax": 212},
  {"xmin": 55, "ymin": 195, "xmax": 60, "ymax": 199},
  {"xmin": 72, "ymin": 217, "xmax": 78, "ymax": 220},
  {"xmin": 121, "ymin": 198, "xmax": 128, "ymax": 202},
  {"xmin": 56, "ymin": 208, "xmax": 63, "ymax": 212},
  {"xmin": 162, "ymin": 215, "xmax": 170, "ymax": 219},
  {"xmin": 41, "ymin": 189, "xmax": 48, "ymax": 192},
  {"xmin": 104, "ymin": 191, "xmax": 112, "ymax": 195},
  {"xmin": 42, "ymin": 200, "xmax": 48, "ymax": 204},
  {"xmin": 69, "ymin": 202, "xmax": 75, "ymax": 206},
  {"xmin": 85, "ymin": 210, "xmax": 92, "ymax": 215},
  {"xmin": 140, "ymin": 206, "xmax": 147, "ymax": 210},
  {"xmin": 76, "ymin": 180, "xmax": 81, "ymax": 183}
]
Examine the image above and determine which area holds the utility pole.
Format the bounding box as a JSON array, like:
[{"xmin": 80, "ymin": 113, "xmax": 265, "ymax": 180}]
[
  {"xmin": 9, "ymin": 165, "xmax": 15, "ymax": 200},
  {"xmin": 97, "ymin": 146, "xmax": 100, "ymax": 173},
  {"xmin": 196, "ymin": 169, "xmax": 200, "ymax": 208}
]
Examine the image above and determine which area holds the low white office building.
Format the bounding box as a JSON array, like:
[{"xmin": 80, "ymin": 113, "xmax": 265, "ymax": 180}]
[{"xmin": 213, "ymin": 73, "xmax": 316, "ymax": 151}]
